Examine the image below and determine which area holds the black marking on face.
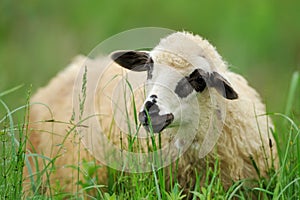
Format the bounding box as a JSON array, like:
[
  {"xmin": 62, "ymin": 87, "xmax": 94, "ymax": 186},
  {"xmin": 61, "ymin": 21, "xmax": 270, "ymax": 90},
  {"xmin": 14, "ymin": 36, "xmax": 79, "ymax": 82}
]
[
  {"xmin": 150, "ymin": 94, "xmax": 158, "ymax": 99},
  {"xmin": 175, "ymin": 69, "xmax": 238, "ymax": 100},
  {"xmin": 139, "ymin": 100, "xmax": 174, "ymax": 133},
  {"xmin": 150, "ymin": 95, "xmax": 157, "ymax": 104},
  {"xmin": 188, "ymin": 69, "xmax": 207, "ymax": 92},
  {"xmin": 175, "ymin": 78, "xmax": 194, "ymax": 98},
  {"xmin": 175, "ymin": 69, "xmax": 207, "ymax": 98},
  {"xmin": 144, "ymin": 101, "xmax": 160, "ymax": 115}
]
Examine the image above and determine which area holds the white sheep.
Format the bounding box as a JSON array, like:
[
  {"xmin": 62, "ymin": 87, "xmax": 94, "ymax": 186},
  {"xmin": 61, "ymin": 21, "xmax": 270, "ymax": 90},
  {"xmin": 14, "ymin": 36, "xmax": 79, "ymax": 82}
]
[{"xmin": 25, "ymin": 31, "xmax": 278, "ymax": 194}]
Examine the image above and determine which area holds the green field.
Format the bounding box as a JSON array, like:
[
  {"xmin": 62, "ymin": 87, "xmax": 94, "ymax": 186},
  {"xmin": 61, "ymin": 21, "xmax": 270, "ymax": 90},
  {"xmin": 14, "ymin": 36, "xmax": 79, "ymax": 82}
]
[{"xmin": 1, "ymin": 1, "xmax": 300, "ymax": 199}]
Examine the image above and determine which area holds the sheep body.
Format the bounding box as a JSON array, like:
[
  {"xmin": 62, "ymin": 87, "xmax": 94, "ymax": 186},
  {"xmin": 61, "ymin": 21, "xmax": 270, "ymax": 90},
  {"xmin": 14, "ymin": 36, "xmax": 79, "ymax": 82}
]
[{"xmin": 25, "ymin": 32, "xmax": 278, "ymax": 194}]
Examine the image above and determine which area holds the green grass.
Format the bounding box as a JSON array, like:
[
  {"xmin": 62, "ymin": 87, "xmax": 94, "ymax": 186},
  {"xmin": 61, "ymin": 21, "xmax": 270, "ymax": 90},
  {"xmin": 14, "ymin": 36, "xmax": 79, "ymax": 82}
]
[
  {"xmin": 0, "ymin": 71, "xmax": 299, "ymax": 199},
  {"xmin": 0, "ymin": 86, "xmax": 30, "ymax": 199}
]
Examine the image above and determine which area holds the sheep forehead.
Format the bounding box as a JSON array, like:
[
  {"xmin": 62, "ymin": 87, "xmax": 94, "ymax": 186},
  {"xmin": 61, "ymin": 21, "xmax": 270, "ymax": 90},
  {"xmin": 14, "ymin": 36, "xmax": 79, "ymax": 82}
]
[
  {"xmin": 150, "ymin": 31, "xmax": 227, "ymax": 73},
  {"xmin": 149, "ymin": 50, "xmax": 211, "ymax": 77}
]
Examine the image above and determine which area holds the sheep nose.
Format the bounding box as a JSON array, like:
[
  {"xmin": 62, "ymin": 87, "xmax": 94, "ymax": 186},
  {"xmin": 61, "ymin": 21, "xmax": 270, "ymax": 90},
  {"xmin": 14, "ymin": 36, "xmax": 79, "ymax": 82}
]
[
  {"xmin": 139, "ymin": 101, "xmax": 159, "ymax": 124},
  {"xmin": 144, "ymin": 100, "xmax": 160, "ymax": 115},
  {"xmin": 138, "ymin": 101, "xmax": 174, "ymax": 133}
]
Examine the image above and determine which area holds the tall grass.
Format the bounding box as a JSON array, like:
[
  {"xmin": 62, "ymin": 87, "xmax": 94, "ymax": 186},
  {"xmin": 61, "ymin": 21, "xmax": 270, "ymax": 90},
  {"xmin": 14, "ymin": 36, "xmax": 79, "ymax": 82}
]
[
  {"xmin": 0, "ymin": 71, "xmax": 299, "ymax": 199},
  {"xmin": 271, "ymin": 71, "xmax": 300, "ymax": 199},
  {"xmin": 0, "ymin": 86, "xmax": 29, "ymax": 199}
]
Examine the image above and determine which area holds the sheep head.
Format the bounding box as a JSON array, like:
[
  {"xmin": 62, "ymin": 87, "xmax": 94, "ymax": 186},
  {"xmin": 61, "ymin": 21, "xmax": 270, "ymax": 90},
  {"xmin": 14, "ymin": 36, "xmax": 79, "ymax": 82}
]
[{"xmin": 111, "ymin": 32, "xmax": 238, "ymax": 133}]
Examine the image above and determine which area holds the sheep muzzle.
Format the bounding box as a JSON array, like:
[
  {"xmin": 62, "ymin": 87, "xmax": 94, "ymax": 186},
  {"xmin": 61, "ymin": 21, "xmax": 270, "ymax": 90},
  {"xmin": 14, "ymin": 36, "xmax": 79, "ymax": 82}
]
[
  {"xmin": 138, "ymin": 111, "xmax": 174, "ymax": 133},
  {"xmin": 138, "ymin": 100, "xmax": 174, "ymax": 133}
]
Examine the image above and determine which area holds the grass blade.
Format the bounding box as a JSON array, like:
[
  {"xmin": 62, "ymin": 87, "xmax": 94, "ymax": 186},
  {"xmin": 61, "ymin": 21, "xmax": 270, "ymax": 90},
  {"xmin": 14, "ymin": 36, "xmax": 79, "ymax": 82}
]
[
  {"xmin": 0, "ymin": 85, "xmax": 24, "ymax": 98},
  {"xmin": 285, "ymin": 71, "xmax": 299, "ymax": 116}
]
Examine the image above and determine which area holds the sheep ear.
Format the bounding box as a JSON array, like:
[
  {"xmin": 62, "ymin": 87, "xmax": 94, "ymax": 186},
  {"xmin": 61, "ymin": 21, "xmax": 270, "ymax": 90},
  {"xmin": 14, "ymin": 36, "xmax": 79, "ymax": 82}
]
[
  {"xmin": 209, "ymin": 72, "xmax": 238, "ymax": 100},
  {"xmin": 110, "ymin": 50, "xmax": 153, "ymax": 72}
]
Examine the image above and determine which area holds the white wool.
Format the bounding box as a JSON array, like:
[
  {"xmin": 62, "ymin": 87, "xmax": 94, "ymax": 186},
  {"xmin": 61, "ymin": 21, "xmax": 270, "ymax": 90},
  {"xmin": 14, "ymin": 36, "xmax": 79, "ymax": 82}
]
[{"xmin": 150, "ymin": 32, "xmax": 227, "ymax": 74}]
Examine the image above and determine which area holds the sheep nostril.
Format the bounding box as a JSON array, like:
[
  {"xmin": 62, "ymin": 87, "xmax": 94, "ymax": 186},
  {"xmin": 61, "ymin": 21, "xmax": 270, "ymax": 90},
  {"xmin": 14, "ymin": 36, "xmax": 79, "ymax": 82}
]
[
  {"xmin": 144, "ymin": 101, "xmax": 160, "ymax": 115},
  {"xmin": 138, "ymin": 101, "xmax": 160, "ymax": 126},
  {"xmin": 139, "ymin": 100, "xmax": 174, "ymax": 133},
  {"xmin": 144, "ymin": 101, "xmax": 153, "ymax": 111}
]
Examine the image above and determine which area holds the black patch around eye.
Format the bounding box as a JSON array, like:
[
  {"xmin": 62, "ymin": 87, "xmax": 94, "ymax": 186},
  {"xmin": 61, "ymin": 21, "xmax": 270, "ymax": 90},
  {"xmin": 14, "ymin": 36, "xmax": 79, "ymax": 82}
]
[
  {"xmin": 175, "ymin": 78, "xmax": 194, "ymax": 98},
  {"xmin": 188, "ymin": 69, "xmax": 207, "ymax": 93},
  {"xmin": 175, "ymin": 69, "xmax": 207, "ymax": 98}
]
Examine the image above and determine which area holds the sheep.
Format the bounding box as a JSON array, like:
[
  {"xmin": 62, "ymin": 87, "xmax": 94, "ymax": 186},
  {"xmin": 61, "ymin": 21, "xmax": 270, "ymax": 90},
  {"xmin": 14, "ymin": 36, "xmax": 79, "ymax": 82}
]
[{"xmin": 25, "ymin": 31, "xmax": 278, "ymax": 195}]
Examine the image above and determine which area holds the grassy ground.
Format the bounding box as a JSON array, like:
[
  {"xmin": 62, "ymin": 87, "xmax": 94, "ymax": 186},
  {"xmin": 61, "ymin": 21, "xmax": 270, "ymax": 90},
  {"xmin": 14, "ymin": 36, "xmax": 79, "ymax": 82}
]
[{"xmin": 0, "ymin": 72, "xmax": 299, "ymax": 199}]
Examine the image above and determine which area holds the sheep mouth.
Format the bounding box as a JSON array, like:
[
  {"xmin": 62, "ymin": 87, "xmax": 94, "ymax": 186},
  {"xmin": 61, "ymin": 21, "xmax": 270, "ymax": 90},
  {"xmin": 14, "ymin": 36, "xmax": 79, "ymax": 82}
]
[{"xmin": 138, "ymin": 112, "xmax": 174, "ymax": 133}]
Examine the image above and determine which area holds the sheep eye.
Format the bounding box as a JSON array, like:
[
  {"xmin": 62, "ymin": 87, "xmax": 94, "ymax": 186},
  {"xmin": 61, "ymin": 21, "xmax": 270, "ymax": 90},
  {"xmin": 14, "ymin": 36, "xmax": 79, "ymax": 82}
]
[
  {"xmin": 188, "ymin": 69, "xmax": 207, "ymax": 92},
  {"xmin": 174, "ymin": 69, "xmax": 207, "ymax": 98}
]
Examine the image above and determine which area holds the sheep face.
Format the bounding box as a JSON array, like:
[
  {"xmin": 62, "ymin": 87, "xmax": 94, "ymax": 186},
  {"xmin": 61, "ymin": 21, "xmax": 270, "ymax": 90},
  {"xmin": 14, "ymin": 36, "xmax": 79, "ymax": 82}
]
[
  {"xmin": 111, "ymin": 36, "xmax": 238, "ymax": 133},
  {"xmin": 111, "ymin": 49, "xmax": 238, "ymax": 134}
]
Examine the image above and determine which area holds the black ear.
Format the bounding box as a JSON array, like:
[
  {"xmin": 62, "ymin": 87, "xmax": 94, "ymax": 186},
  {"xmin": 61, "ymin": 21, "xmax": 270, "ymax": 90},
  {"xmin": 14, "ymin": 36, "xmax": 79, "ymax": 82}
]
[
  {"xmin": 209, "ymin": 72, "xmax": 238, "ymax": 100},
  {"xmin": 111, "ymin": 50, "xmax": 153, "ymax": 72}
]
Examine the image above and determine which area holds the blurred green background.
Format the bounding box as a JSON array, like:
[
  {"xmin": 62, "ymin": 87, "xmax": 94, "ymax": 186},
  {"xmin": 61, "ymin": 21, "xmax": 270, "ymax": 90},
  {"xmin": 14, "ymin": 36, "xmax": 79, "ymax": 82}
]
[{"xmin": 0, "ymin": 0, "xmax": 299, "ymax": 114}]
